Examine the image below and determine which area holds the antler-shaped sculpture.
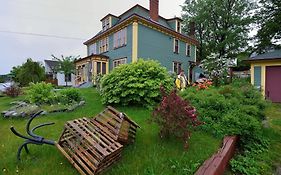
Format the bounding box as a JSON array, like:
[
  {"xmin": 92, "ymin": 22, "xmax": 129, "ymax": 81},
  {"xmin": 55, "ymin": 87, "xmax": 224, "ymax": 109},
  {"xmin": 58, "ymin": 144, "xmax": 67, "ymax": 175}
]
[{"xmin": 10, "ymin": 111, "xmax": 55, "ymax": 160}]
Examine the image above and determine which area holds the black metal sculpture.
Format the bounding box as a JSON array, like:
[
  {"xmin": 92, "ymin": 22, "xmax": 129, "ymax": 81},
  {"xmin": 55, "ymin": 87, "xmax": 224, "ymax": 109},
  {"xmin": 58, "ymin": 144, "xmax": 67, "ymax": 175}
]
[{"xmin": 10, "ymin": 111, "xmax": 55, "ymax": 160}]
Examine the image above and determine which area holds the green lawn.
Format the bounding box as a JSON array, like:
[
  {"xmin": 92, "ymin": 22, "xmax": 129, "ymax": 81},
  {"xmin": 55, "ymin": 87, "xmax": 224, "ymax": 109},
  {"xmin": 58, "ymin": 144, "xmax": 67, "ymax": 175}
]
[
  {"xmin": 0, "ymin": 89, "xmax": 220, "ymax": 175},
  {"xmin": 262, "ymin": 103, "xmax": 281, "ymax": 171}
]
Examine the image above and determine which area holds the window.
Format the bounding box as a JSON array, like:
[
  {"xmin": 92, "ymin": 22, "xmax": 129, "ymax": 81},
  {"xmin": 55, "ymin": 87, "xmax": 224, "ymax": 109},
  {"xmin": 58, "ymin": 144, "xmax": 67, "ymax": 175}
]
[
  {"xmin": 174, "ymin": 39, "xmax": 179, "ymax": 54},
  {"xmin": 173, "ymin": 61, "xmax": 182, "ymax": 74},
  {"xmin": 113, "ymin": 58, "xmax": 127, "ymax": 68},
  {"xmin": 102, "ymin": 17, "xmax": 110, "ymax": 31},
  {"xmin": 65, "ymin": 73, "xmax": 71, "ymax": 82},
  {"xmin": 99, "ymin": 37, "xmax": 109, "ymax": 53},
  {"xmin": 186, "ymin": 43, "xmax": 191, "ymax": 56},
  {"xmin": 114, "ymin": 28, "xmax": 127, "ymax": 48},
  {"xmin": 89, "ymin": 43, "xmax": 97, "ymax": 55},
  {"xmin": 96, "ymin": 61, "xmax": 107, "ymax": 75},
  {"xmin": 177, "ymin": 21, "xmax": 181, "ymax": 33},
  {"xmin": 97, "ymin": 62, "xmax": 101, "ymax": 74}
]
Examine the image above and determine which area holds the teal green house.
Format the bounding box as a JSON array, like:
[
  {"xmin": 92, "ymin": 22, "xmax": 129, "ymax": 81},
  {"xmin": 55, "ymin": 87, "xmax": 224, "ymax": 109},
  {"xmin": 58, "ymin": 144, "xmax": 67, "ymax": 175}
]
[{"xmin": 75, "ymin": 0, "xmax": 199, "ymax": 85}]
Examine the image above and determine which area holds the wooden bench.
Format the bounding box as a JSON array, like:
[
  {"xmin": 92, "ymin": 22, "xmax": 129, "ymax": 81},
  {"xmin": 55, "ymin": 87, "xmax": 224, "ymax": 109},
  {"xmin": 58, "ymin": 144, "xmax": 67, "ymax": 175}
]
[{"xmin": 56, "ymin": 106, "xmax": 140, "ymax": 175}]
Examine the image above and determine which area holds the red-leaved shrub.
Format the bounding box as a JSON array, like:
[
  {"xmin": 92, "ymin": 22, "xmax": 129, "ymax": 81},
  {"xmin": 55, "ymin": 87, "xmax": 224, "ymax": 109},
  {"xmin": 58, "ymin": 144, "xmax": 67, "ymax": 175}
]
[
  {"xmin": 152, "ymin": 87, "xmax": 201, "ymax": 149},
  {"xmin": 4, "ymin": 84, "xmax": 21, "ymax": 97}
]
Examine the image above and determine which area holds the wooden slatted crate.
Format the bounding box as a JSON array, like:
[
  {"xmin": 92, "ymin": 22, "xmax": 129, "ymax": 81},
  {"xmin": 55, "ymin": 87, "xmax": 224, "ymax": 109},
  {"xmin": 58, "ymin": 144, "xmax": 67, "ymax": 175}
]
[
  {"xmin": 56, "ymin": 118, "xmax": 123, "ymax": 175},
  {"xmin": 56, "ymin": 106, "xmax": 140, "ymax": 175},
  {"xmin": 92, "ymin": 106, "xmax": 140, "ymax": 144}
]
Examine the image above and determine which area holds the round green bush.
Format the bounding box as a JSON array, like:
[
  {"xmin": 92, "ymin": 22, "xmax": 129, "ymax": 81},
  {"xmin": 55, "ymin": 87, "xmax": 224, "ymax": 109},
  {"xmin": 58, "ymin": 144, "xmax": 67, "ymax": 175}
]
[
  {"xmin": 26, "ymin": 82, "xmax": 54, "ymax": 104},
  {"xmin": 100, "ymin": 59, "xmax": 174, "ymax": 108},
  {"xmin": 59, "ymin": 88, "xmax": 82, "ymax": 104}
]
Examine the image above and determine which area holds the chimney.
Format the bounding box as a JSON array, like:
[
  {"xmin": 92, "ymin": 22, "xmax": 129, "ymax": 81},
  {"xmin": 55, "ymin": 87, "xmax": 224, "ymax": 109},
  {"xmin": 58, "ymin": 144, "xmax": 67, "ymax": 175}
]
[
  {"xmin": 189, "ymin": 21, "xmax": 195, "ymax": 37},
  {"xmin": 150, "ymin": 0, "xmax": 159, "ymax": 22}
]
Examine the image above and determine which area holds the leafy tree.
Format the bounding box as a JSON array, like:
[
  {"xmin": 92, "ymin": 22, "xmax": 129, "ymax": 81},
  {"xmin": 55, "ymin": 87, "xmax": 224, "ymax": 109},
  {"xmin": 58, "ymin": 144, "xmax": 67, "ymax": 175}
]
[
  {"xmin": 10, "ymin": 58, "xmax": 45, "ymax": 86},
  {"xmin": 0, "ymin": 76, "xmax": 5, "ymax": 83},
  {"xmin": 10, "ymin": 66, "xmax": 21, "ymax": 83},
  {"xmin": 182, "ymin": 0, "xmax": 255, "ymax": 82},
  {"xmin": 255, "ymin": 0, "xmax": 281, "ymax": 53},
  {"xmin": 51, "ymin": 55, "xmax": 79, "ymax": 86}
]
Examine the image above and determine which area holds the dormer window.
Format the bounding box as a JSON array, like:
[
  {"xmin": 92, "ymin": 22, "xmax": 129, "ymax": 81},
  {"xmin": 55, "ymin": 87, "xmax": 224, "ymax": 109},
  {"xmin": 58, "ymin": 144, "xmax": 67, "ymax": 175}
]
[
  {"xmin": 177, "ymin": 21, "xmax": 181, "ymax": 33},
  {"xmin": 102, "ymin": 17, "xmax": 110, "ymax": 31}
]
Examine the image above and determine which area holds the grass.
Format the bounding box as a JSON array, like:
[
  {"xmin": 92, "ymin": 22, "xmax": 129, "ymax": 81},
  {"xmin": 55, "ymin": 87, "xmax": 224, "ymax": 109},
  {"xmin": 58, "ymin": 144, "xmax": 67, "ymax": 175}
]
[
  {"xmin": 262, "ymin": 103, "xmax": 281, "ymax": 169},
  {"xmin": 0, "ymin": 88, "xmax": 220, "ymax": 175},
  {"xmin": 225, "ymin": 103, "xmax": 281, "ymax": 175}
]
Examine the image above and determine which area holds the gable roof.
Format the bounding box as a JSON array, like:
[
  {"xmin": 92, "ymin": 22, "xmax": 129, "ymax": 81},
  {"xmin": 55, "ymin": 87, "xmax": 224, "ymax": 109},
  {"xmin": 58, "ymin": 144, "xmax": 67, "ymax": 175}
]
[
  {"xmin": 85, "ymin": 4, "xmax": 197, "ymax": 46},
  {"xmin": 116, "ymin": 4, "xmax": 171, "ymax": 28},
  {"xmin": 249, "ymin": 50, "xmax": 281, "ymax": 61},
  {"xmin": 44, "ymin": 60, "xmax": 58, "ymax": 71},
  {"xmin": 84, "ymin": 14, "xmax": 199, "ymax": 46}
]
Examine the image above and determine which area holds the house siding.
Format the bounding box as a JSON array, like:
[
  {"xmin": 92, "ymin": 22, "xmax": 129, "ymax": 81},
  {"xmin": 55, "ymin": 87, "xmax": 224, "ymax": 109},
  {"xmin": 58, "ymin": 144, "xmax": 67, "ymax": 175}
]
[
  {"xmin": 111, "ymin": 17, "xmax": 119, "ymax": 26},
  {"xmin": 167, "ymin": 20, "xmax": 176, "ymax": 31},
  {"xmin": 137, "ymin": 23, "xmax": 196, "ymax": 74},
  {"xmin": 87, "ymin": 24, "xmax": 133, "ymax": 70}
]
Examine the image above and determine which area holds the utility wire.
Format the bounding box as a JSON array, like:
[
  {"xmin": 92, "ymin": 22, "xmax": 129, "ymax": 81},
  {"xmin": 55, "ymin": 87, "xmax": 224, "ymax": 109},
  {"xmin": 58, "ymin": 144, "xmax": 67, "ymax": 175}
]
[{"xmin": 0, "ymin": 30, "xmax": 86, "ymax": 40}]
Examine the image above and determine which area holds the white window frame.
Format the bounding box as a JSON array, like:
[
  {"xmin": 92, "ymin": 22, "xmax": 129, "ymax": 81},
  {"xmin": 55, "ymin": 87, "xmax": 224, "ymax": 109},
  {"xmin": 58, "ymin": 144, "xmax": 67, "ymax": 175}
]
[
  {"xmin": 114, "ymin": 28, "xmax": 127, "ymax": 49},
  {"xmin": 173, "ymin": 61, "xmax": 182, "ymax": 74},
  {"xmin": 102, "ymin": 17, "xmax": 110, "ymax": 31},
  {"xmin": 113, "ymin": 57, "xmax": 127, "ymax": 68},
  {"xmin": 186, "ymin": 43, "xmax": 191, "ymax": 56},
  {"xmin": 176, "ymin": 20, "xmax": 181, "ymax": 33},
  {"xmin": 174, "ymin": 39, "xmax": 179, "ymax": 54},
  {"xmin": 99, "ymin": 37, "xmax": 109, "ymax": 53}
]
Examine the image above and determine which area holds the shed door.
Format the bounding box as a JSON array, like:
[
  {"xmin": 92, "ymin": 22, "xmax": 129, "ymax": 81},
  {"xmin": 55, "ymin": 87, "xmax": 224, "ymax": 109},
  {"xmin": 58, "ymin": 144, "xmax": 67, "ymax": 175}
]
[{"xmin": 265, "ymin": 66, "xmax": 281, "ymax": 102}]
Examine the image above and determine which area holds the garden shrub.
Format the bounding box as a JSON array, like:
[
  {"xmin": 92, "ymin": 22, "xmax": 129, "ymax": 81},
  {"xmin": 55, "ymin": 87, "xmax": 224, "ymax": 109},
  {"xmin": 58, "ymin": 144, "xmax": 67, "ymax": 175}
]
[
  {"xmin": 101, "ymin": 59, "xmax": 173, "ymax": 108},
  {"xmin": 59, "ymin": 88, "xmax": 82, "ymax": 104},
  {"xmin": 230, "ymin": 138, "xmax": 270, "ymax": 175},
  {"xmin": 4, "ymin": 84, "xmax": 21, "ymax": 97},
  {"xmin": 26, "ymin": 82, "xmax": 54, "ymax": 104},
  {"xmin": 181, "ymin": 81, "xmax": 269, "ymax": 174},
  {"xmin": 93, "ymin": 74, "xmax": 104, "ymax": 92},
  {"xmin": 219, "ymin": 110, "xmax": 262, "ymax": 143},
  {"xmin": 180, "ymin": 82, "xmax": 265, "ymax": 140},
  {"xmin": 152, "ymin": 87, "xmax": 201, "ymax": 149}
]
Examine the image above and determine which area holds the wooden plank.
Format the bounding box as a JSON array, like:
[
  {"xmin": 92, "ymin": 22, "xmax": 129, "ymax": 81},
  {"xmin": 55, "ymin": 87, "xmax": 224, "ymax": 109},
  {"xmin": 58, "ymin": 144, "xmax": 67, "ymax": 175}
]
[
  {"xmin": 83, "ymin": 119, "xmax": 122, "ymax": 151},
  {"xmin": 73, "ymin": 135, "xmax": 104, "ymax": 162},
  {"xmin": 80, "ymin": 118, "xmax": 114, "ymax": 146},
  {"xmin": 96, "ymin": 113, "xmax": 120, "ymax": 132},
  {"xmin": 77, "ymin": 118, "xmax": 116, "ymax": 153},
  {"xmin": 56, "ymin": 144, "xmax": 91, "ymax": 175},
  {"xmin": 65, "ymin": 138, "xmax": 98, "ymax": 172},
  {"xmin": 91, "ymin": 118, "xmax": 118, "ymax": 140},
  {"xmin": 65, "ymin": 122, "xmax": 109, "ymax": 157},
  {"xmin": 103, "ymin": 109, "xmax": 123, "ymax": 123}
]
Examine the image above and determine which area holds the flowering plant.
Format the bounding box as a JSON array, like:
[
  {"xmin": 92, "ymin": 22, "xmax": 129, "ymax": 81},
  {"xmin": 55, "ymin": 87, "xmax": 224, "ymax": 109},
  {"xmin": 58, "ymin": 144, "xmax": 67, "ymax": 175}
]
[{"xmin": 192, "ymin": 79, "xmax": 213, "ymax": 90}]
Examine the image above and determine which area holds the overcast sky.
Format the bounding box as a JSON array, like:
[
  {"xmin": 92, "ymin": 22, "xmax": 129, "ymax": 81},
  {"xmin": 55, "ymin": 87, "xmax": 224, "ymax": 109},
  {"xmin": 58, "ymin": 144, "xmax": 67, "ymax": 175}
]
[{"xmin": 0, "ymin": 0, "xmax": 185, "ymax": 74}]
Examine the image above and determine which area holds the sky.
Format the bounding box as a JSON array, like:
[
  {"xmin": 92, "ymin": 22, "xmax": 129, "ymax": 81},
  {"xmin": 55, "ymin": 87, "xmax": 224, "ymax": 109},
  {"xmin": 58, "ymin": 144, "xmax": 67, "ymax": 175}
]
[{"xmin": 0, "ymin": 0, "xmax": 185, "ymax": 74}]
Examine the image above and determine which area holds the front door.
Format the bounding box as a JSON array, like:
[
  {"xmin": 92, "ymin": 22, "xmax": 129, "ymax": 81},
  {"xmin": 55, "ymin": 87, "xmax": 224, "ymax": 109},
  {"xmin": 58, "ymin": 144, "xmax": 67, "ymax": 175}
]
[{"xmin": 265, "ymin": 66, "xmax": 281, "ymax": 102}]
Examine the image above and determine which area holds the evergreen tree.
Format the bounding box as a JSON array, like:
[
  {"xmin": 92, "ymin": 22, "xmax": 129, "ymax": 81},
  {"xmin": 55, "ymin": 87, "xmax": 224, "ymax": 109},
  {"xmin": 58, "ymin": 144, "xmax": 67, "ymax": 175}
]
[{"xmin": 10, "ymin": 58, "xmax": 45, "ymax": 86}]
